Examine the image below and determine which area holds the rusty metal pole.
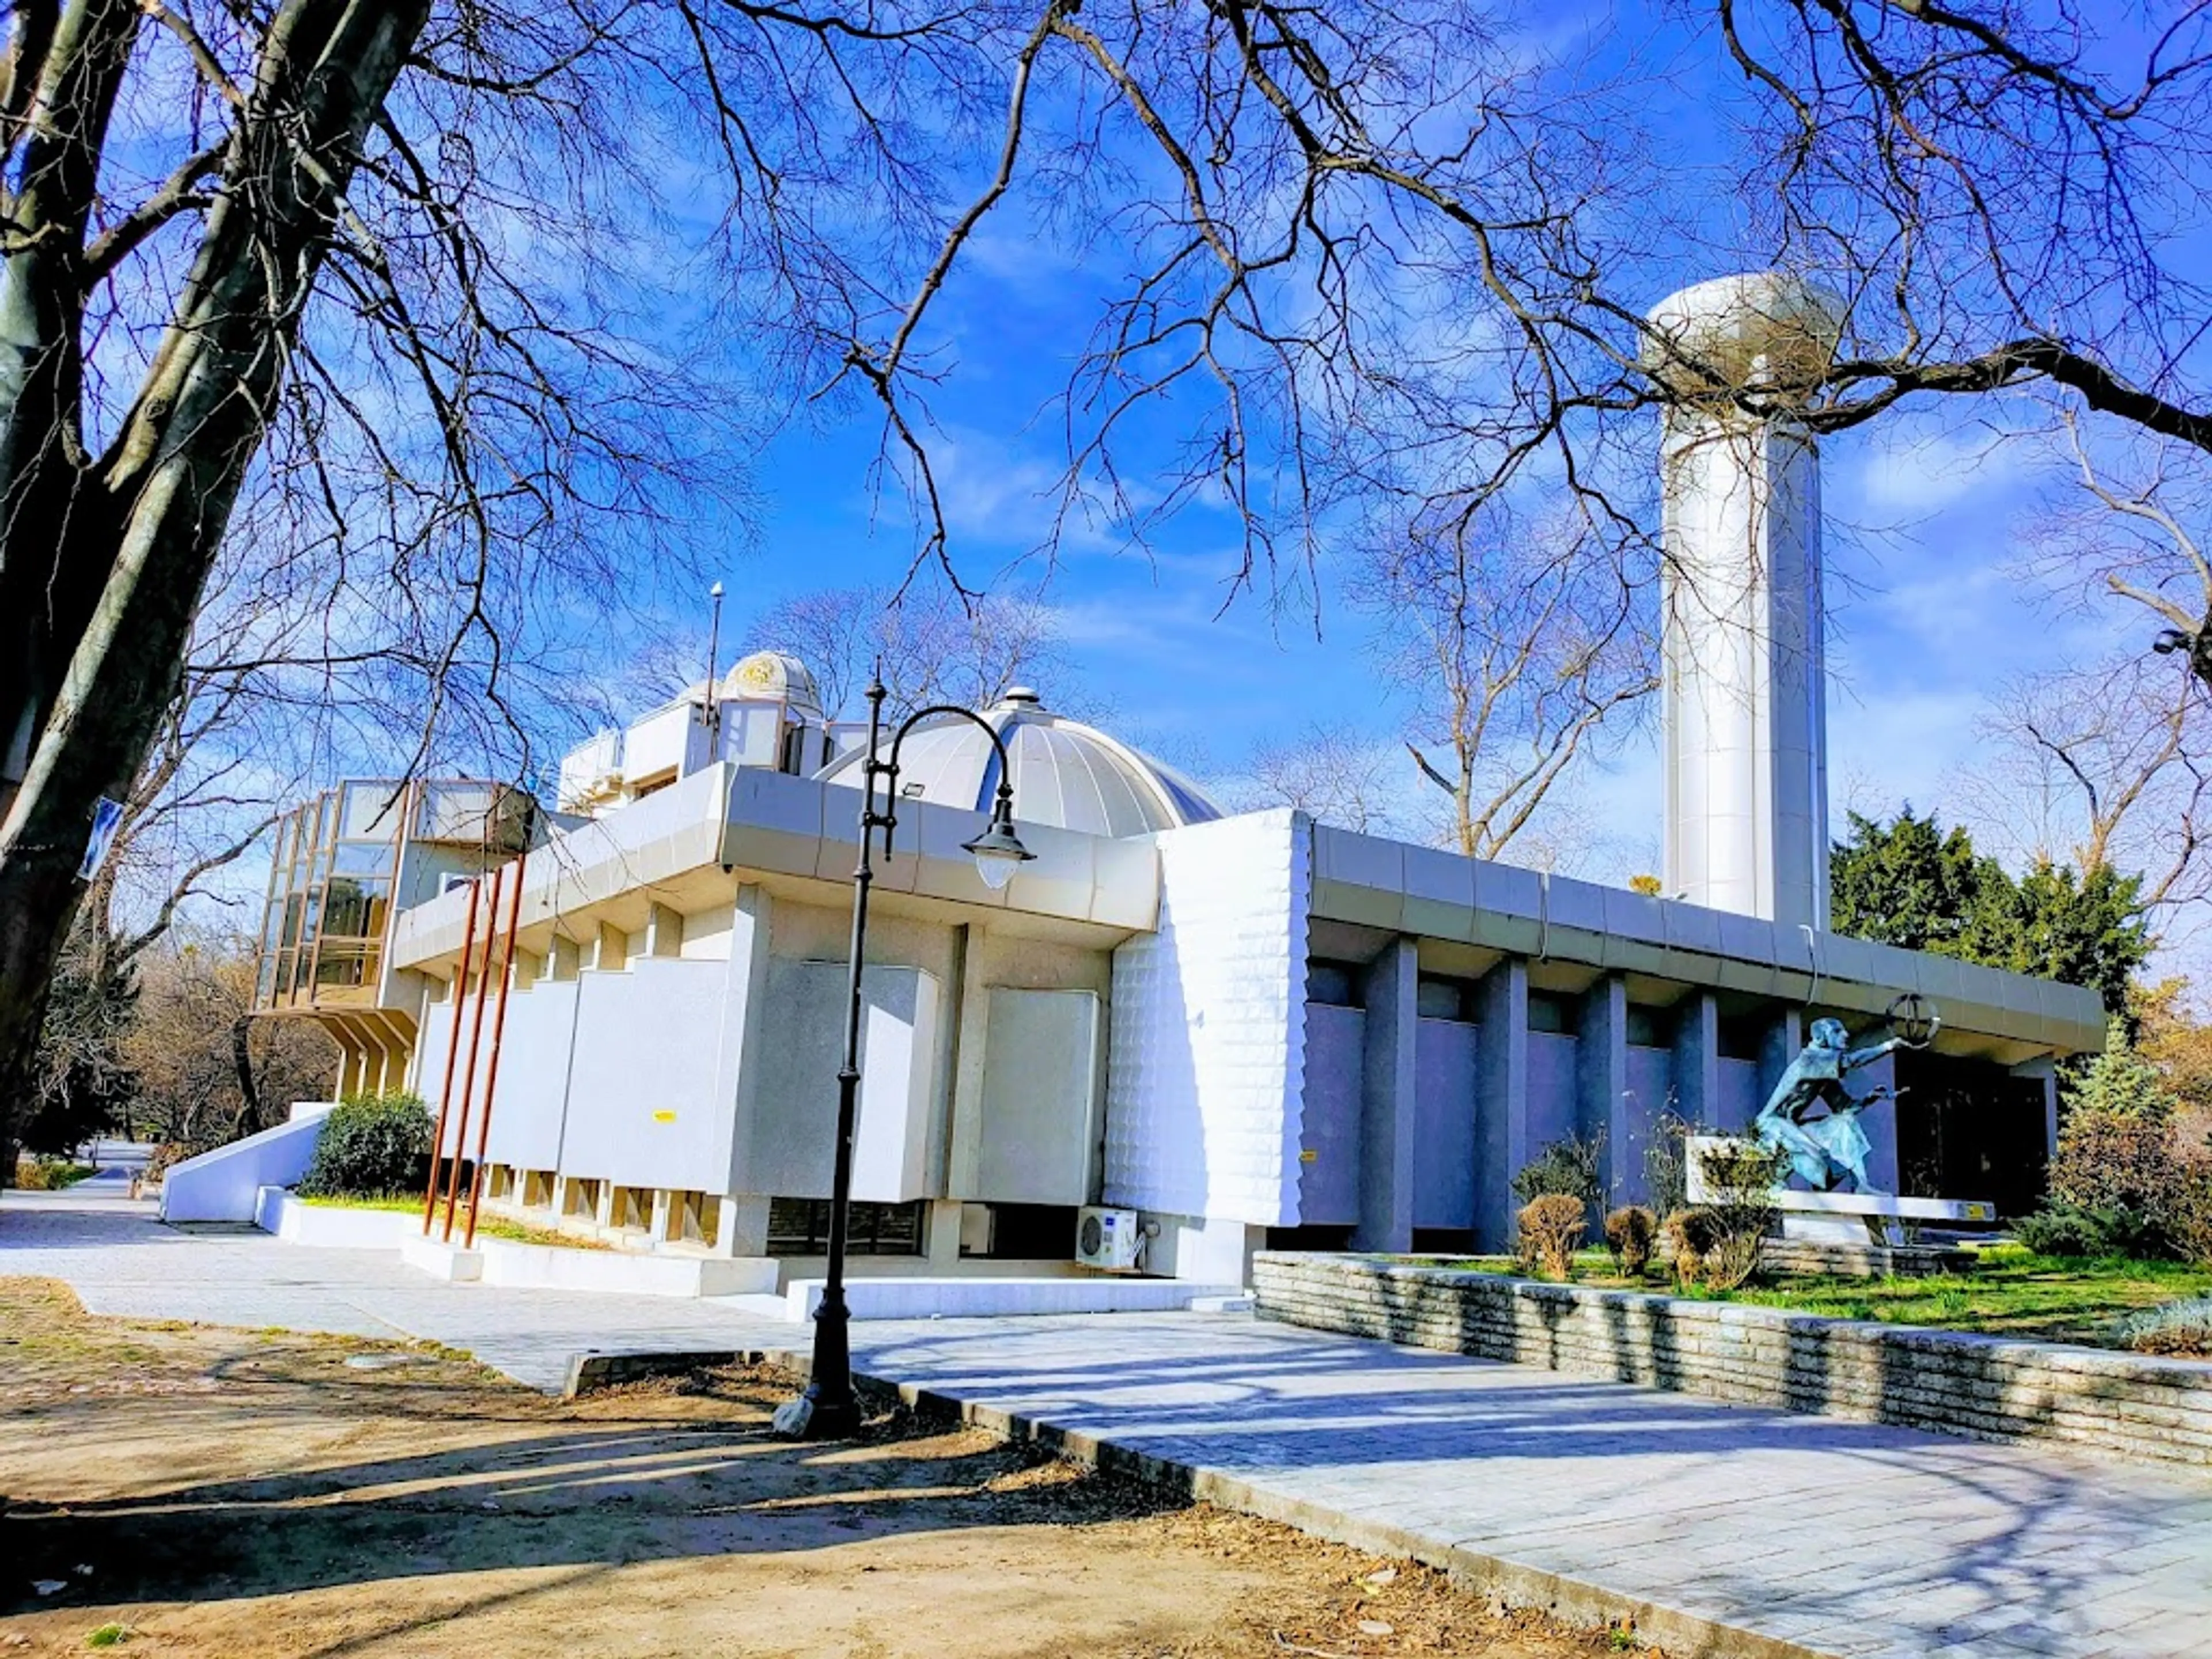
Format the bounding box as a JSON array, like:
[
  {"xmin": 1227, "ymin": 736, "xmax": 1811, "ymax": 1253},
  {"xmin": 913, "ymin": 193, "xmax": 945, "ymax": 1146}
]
[
  {"xmin": 440, "ymin": 861, "xmax": 505, "ymax": 1241},
  {"xmin": 463, "ymin": 849, "xmax": 528, "ymax": 1249},
  {"xmin": 422, "ymin": 876, "xmax": 484, "ymax": 1234}
]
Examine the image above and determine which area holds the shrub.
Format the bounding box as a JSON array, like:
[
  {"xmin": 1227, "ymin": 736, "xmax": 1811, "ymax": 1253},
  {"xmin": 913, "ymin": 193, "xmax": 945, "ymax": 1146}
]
[
  {"xmin": 1604, "ymin": 1205, "xmax": 1657, "ymax": 1277},
  {"xmin": 2037, "ymin": 1020, "xmax": 2200, "ymax": 1259},
  {"xmin": 1662, "ymin": 1207, "xmax": 1719, "ymax": 1286},
  {"xmin": 143, "ymin": 1142, "xmax": 192, "ymax": 1184},
  {"xmin": 1690, "ymin": 1138, "xmax": 1784, "ymax": 1289},
  {"xmin": 1642, "ymin": 1109, "xmax": 1697, "ymax": 1220},
  {"xmin": 2177, "ymin": 1164, "xmax": 2212, "ymax": 1270},
  {"xmin": 10, "ymin": 1155, "xmax": 92, "ymax": 1191},
  {"xmin": 2014, "ymin": 1204, "xmax": 2113, "ymax": 1259},
  {"xmin": 2114, "ymin": 1295, "xmax": 2212, "ymax": 1358},
  {"xmin": 1517, "ymin": 1194, "xmax": 1587, "ymax": 1279},
  {"xmin": 2049, "ymin": 1111, "xmax": 2190, "ymax": 1225},
  {"xmin": 298, "ymin": 1092, "xmax": 434, "ymax": 1199},
  {"xmin": 1511, "ymin": 1131, "xmax": 1605, "ymax": 1211}
]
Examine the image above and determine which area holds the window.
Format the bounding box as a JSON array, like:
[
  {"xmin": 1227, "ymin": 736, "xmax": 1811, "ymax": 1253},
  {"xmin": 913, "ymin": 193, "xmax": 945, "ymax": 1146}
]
[
  {"xmin": 1306, "ymin": 959, "xmax": 1363, "ymax": 1008},
  {"xmin": 766, "ymin": 1198, "xmax": 926, "ymax": 1256},
  {"xmin": 1528, "ymin": 991, "xmax": 1581, "ymax": 1036}
]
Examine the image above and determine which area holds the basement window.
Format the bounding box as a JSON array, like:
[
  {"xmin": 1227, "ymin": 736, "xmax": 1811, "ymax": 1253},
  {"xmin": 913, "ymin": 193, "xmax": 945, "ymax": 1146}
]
[{"xmin": 767, "ymin": 1198, "xmax": 926, "ymax": 1256}]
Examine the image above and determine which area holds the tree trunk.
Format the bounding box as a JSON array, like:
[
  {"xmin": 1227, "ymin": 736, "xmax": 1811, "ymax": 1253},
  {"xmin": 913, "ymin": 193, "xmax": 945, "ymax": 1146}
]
[
  {"xmin": 0, "ymin": 0, "xmax": 433, "ymax": 1173},
  {"xmin": 230, "ymin": 1014, "xmax": 263, "ymax": 1138}
]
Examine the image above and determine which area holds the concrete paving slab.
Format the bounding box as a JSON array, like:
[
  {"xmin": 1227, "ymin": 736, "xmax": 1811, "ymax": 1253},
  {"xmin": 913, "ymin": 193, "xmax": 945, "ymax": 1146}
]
[{"xmin": 8, "ymin": 1192, "xmax": 2212, "ymax": 1658}]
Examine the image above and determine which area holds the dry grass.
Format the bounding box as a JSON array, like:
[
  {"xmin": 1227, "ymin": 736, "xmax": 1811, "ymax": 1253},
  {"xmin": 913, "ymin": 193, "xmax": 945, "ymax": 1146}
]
[{"xmin": 0, "ymin": 1278, "xmax": 1661, "ymax": 1658}]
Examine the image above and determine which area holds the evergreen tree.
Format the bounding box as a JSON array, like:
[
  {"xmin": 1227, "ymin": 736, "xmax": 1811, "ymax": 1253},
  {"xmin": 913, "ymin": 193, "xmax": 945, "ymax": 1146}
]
[
  {"xmin": 1830, "ymin": 808, "xmax": 1984, "ymax": 954},
  {"xmin": 1830, "ymin": 812, "xmax": 2150, "ymax": 1016}
]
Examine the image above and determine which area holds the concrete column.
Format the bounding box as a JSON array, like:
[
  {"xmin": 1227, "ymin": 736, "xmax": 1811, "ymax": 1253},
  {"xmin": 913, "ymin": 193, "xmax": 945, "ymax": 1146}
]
[
  {"xmin": 2012, "ymin": 1054, "xmax": 2061, "ymax": 1168},
  {"xmin": 1577, "ymin": 975, "xmax": 1635, "ymax": 1207},
  {"xmin": 645, "ymin": 903, "xmax": 684, "ymax": 958},
  {"xmin": 1353, "ymin": 938, "xmax": 1419, "ymax": 1252},
  {"xmin": 1673, "ymin": 990, "xmax": 1722, "ymax": 1129},
  {"xmin": 718, "ymin": 885, "xmax": 775, "ymax": 1201},
  {"xmin": 1854, "ymin": 1050, "xmax": 1901, "ymax": 1193},
  {"xmin": 1759, "ymin": 1009, "xmax": 1804, "ymax": 1109},
  {"xmin": 1645, "ymin": 274, "xmax": 1840, "ymax": 930},
  {"xmin": 590, "ymin": 922, "xmax": 626, "ymax": 973},
  {"xmin": 946, "ymin": 924, "xmax": 993, "ymax": 1199},
  {"xmin": 1472, "ymin": 957, "xmax": 1529, "ymax": 1251},
  {"xmin": 549, "ymin": 934, "xmax": 581, "ymax": 981},
  {"xmin": 717, "ymin": 1194, "xmax": 771, "ymax": 1257},
  {"xmin": 925, "ymin": 1198, "xmax": 965, "ymax": 1268}
]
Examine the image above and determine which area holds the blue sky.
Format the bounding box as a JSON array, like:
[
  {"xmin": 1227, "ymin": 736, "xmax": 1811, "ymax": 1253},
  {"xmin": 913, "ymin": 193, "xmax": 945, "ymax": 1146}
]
[
  {"xmin": 672, "ymin": 274, "xmax": 2145, "ymax": 893},
  {"xmin": 171, "ymin": 3, "xmax": 2198, "ymax": 953}
]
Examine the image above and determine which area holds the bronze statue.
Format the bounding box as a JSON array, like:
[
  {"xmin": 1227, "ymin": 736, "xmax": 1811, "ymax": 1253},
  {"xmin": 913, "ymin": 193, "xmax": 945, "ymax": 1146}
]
[{"xmin": 1751, "ymin": 998, "xmax": 1939, "ymax": 1195}]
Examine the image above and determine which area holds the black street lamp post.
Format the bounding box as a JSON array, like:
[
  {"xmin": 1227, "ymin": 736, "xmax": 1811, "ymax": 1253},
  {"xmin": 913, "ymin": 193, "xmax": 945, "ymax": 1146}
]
[{"xmin": 774, "ymin": 671, "xmax": 1033, "ymax": 1439}]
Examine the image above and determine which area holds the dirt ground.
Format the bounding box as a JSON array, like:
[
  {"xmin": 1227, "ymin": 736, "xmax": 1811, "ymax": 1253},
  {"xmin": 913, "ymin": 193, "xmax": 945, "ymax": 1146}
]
[{"xmin": 0, "ymin": 1278, "xmax": 1655, "ymax": 1658}]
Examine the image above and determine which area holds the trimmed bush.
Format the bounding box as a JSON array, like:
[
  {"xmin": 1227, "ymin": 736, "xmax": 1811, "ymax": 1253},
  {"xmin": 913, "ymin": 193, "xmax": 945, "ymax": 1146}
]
[
  {"xmin": 2115, "ymin": 1295, "xmax": 2212, "ymax": 1358},
  {"xmin": 1604, "ymin": 1205, "xmax": 1657, "ymax": 1277},
  {"xmin": 298, "ymin": 1092, "xmax": 434, "ymax": 1199},
  {"xmin": 1517, "ymin": 1194, "xmax": 1586, "ymax": 1280},
  {"xmin": 1663, "ymin": 1206, "xmax": 1719, "ymax": 1286}
]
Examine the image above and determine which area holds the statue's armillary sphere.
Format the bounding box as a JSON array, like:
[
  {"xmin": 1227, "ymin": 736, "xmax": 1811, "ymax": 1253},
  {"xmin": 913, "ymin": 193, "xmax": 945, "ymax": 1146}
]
[{"xmin": 1886, "ymin": 994, "xmax": 1941, "ymax": 1048}]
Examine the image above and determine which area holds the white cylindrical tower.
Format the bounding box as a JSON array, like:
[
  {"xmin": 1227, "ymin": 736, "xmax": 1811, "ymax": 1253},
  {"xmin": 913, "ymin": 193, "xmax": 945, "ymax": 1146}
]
[{"xmin": 1643, "ymin": 273, "xmax": 1842, "ymax": 930}]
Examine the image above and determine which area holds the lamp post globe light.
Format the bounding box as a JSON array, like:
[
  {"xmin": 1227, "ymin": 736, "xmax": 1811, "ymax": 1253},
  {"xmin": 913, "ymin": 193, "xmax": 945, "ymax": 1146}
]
[{"xmin": 773, "ymin": 670, "xmax": 1033, "ymax": 1439}]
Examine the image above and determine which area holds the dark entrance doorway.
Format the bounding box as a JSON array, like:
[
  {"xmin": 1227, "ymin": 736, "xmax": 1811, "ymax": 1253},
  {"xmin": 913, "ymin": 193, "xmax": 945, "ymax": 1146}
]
[{"xmin": 1894, "ymin": 1050, "xmax": 2051, "ymax": 1219}]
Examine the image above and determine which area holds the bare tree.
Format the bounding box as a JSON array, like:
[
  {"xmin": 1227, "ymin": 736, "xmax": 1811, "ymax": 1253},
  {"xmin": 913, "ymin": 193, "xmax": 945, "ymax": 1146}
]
[
  {"xmin": 1705, "ymin": 5, "xmax": 2212, "ymax": 449},
  {"xmin": 1237, "ymin": 723, "xmax": 1404, "ymax": 835},
  {"xmin": 1364, "ymin": 507, "xmax": 1659, "ymax": 862},
  {"xmin": 5, "ymin": 0, "xmax": 1681, "ymax": 1162},
  {"xmin": 124, "ymin": 931, "xmax": 335, "ymax": 1147},
  {"xmin": 1967, "ymin": 658, "xmax": 2211, "ymax": 911},
  {"xmin": 745, "ymin": 584, "xmax": 1084, "ymax": 722}
]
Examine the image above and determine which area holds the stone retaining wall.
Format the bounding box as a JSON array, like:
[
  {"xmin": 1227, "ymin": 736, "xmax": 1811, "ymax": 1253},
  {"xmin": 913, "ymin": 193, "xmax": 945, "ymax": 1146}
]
[{"xmin": 1253, "ymin": 1252, "xmax": 2212, "ymax": 1469}]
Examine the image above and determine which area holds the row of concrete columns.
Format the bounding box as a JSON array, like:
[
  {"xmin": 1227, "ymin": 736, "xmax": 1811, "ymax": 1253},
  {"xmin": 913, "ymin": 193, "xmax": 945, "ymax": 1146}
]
[{"xmin": 1344, "ymin": 942, "xmax": 1939, "ymax": 1254}]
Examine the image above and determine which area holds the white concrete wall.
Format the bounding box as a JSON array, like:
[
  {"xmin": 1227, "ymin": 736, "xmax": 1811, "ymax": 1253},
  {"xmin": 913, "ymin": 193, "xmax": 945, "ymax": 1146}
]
[
  {"xmin": 1103, "ymin": 809, "xmax": 1310, "ymax": 1226},
  {"xmin": 558, "ymin": 959, "xmax": 730, "ymax": 1190},
  {"xmin": 160, "ymin": 1105, "xmax": 338, "ymax": 1222},
  {"xmin": 476, "ymin": 979, "xmax": 579, "ymax": 1171},
  {"xmin": 971, "ymin": 988, "xmax": 1101, "ymax": 1206},
  {"xmin": 741, "ymin": 959, "xmax": 942, "ymax": 1202}
]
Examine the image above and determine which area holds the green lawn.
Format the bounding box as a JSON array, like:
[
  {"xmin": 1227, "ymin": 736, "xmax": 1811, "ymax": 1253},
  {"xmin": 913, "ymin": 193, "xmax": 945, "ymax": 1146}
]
[
  {"xmin": 1403, "ymin": 1245, "xmax": 2212, "ymax": 1348},
  {"xmin": 303, "ymin": 1192, "xmax": 614, "ymax": 1251}
]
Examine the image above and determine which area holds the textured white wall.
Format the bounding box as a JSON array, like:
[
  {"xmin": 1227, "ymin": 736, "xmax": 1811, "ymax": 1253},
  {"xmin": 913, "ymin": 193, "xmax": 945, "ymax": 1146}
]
[{"xmin": 1103, "ymin": 809, "xmax": 1310, "ymax": 1226}]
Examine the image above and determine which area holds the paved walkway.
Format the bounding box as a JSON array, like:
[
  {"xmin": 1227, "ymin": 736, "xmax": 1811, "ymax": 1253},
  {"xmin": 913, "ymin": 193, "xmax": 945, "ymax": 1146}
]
[{"xmin": 8, "ymin": 1192, "xmax": 2212, "ymax": 1658}]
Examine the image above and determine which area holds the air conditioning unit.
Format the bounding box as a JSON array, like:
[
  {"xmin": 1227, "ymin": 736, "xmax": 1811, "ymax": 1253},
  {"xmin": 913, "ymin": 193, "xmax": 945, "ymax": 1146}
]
[{"xmin": 1076, "ymin": 1206, "xmax": 1142, "ymax": 1272}]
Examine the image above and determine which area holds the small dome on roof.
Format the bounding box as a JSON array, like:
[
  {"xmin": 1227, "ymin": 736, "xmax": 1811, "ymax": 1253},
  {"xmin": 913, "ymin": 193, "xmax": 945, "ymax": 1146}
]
[
  {"xmin": 723, "ymin": 650, "xmax": 823, "ymax": 721},
  {"xmin": 815, "ymin": 688, "xmax": 1222, "ymax": 839}
]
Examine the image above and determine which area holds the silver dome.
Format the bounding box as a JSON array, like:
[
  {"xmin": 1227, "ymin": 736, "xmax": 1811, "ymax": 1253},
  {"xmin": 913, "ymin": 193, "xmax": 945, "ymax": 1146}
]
[{"xmin": 816, "ymin": 689, "xmax": 1222, "ymax": 839}]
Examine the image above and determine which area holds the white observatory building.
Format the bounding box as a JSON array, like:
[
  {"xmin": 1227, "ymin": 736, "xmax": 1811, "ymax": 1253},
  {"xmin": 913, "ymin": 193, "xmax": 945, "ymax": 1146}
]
[{"xmin": 202, "ymin": 273, "xmax": 2102, "ymax": 1295}]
